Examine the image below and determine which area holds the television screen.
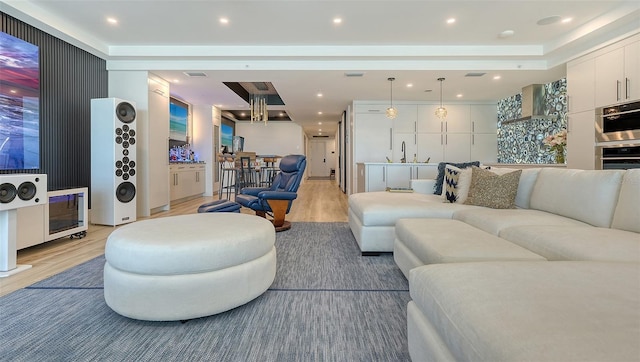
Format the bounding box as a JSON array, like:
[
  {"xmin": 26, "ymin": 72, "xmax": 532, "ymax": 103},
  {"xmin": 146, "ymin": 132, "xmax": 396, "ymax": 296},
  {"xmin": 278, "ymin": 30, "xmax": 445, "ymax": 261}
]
[
  {"xmin": 169, "ymin": 99, "xmax": 188, "ymax": 142},
  {"xmin": 0, "ymin": 32, "xmax": 40, "ymax": 170}
]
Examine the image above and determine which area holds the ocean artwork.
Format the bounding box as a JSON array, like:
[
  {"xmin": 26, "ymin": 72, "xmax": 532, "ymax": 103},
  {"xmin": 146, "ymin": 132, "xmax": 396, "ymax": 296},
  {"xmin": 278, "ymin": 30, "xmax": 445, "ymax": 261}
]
[
  {"xmin": 169, "ymin": 101, "xmax": 188, "ymax": 141},
  {"xmin": 0, "ymin": 32, "xmax": 40, "ymax": 170}
]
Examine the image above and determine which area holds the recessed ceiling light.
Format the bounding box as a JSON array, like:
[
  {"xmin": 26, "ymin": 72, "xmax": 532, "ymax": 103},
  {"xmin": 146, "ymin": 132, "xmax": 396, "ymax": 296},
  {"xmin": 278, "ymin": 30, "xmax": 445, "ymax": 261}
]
[
  {"xmin": 407, "ymin": 83, "xmax": 413, "ymax": 88},
  {"xmin": 279, "ymin": 112, "xmax": 284, "ymax": 117},
  {"xmin": 493, "ymin": 75, "xmax": 501, "ymax": 80},
  {"xmin": 333, "ymin": 18, "xmax": 342, "ymax": 24},
  {"xmin": 498, "ymin": 30, "xmax": 515, "ymax": 38},
  {"xmin": 318, "ymin": 111, "xmax": 323, "ymax": 115},
  {"xmin": 456, "ymin": 94, "xmax": 463, "ymax": 98},
  {"xmin": 219, "ymin": 17, "xmax": 229, "ymax": 25},
  {"xmin": 537, "ymin": 16, "xmax": 561, "ymax": 26},
  {"xmin": 106, "ymin": 17, "xmax": 118, "ymax": 25},
  {"xmin": 240, "ymin": 112, "xmax": 246, "ymax": 117},
  {"xmin": 172, "ymin": 79, "xmax": 179, "ymax": 83},
  {"xmin": 10, "ymin": 89, "xmax": 17, "ymax": 93},
  {"xmin": 319, "ymin": 129, "xmax": 322, "ymax": 132},
  {"xmin": 561, "ymin": 17, "xmax": 573, "ymax": 23},
  {"xmin": 318, "ymin": 122, "xmax": 322, "ymax": 125},
  {"xmin": 319, "ymin": 132, "xmax": 322, "ymax": 135},
  {"xmin": 446, "ymin": 18, "xmax": 456, "ymax": 24},
  {"xmin": 317, "ymin": 92, "xmax": 323, "ymax": 97}
]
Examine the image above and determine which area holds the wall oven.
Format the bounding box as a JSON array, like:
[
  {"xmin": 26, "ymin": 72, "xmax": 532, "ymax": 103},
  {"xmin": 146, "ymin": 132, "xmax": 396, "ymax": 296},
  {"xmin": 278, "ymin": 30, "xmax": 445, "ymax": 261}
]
[
  {"xmin": 596, "ymin": 100, "xmax": 640, "ymax": 142},
  {"xmin": 596, "ymin": 144, "xmax": 640, "ymax": 170}
]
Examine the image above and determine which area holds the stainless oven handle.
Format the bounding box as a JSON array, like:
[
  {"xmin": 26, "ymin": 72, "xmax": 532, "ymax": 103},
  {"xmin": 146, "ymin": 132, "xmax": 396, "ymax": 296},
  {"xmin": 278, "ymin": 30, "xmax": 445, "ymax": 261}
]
[{"xmin": 600, "ymin": 108, "xmax": 640, "ymax": 118}]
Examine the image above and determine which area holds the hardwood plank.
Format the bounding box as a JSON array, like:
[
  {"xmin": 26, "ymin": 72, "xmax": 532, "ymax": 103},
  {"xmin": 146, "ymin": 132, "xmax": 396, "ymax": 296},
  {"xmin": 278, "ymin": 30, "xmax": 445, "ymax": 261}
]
[{"xmin": 0, "ymin": 179, "xmax": 348, "ymax": 297}]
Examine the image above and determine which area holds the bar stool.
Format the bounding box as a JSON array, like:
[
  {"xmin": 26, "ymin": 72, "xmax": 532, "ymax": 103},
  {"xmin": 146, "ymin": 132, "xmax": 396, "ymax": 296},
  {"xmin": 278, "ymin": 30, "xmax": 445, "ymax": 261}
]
[
  {"xmin": 218, "ymin": 155, "xmax": 236, "ymax": 200},
  {"xmin": 237, "ymin": 156, "xmax": 255, "ymax": 192},
  {"xmin": 260, "ymin": 157, "xmax": 278, "ymax": 187}
]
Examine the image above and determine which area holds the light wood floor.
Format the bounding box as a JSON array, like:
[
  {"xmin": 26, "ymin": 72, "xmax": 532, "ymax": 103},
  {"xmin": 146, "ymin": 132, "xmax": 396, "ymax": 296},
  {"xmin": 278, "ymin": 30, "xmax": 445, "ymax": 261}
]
[{"xmin": 0, "ymin": 179, "xmax": 348, "ymax": 297}]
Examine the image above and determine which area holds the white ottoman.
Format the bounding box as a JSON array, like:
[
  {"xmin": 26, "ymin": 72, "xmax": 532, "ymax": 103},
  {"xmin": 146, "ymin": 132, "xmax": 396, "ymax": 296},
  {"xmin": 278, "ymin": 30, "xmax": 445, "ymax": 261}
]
[{"xmin": 103, "ymin": 213, "xmax": 276, "ymax": 321}]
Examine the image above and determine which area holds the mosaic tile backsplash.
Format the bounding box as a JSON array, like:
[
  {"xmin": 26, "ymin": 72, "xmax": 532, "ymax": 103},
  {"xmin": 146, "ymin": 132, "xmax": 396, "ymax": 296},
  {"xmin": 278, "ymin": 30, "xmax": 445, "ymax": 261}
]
[{"xmin": 497, "ymin": 78, "xmax": 567, "ymax": 164}]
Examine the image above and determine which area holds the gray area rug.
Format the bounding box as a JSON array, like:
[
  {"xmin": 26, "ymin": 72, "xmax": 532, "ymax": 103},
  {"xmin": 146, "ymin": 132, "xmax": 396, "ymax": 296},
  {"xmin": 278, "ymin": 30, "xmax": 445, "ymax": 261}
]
[{"xmin": 0, "ymin": 222, "xmax": 410, "ymax": 361}]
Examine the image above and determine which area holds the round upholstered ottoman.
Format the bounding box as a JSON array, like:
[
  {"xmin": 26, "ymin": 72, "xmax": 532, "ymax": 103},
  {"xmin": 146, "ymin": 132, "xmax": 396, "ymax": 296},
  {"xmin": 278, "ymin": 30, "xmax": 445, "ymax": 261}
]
[{"xmin": 103, "ymin": 213, "xmax": 276, "ymax": 321}]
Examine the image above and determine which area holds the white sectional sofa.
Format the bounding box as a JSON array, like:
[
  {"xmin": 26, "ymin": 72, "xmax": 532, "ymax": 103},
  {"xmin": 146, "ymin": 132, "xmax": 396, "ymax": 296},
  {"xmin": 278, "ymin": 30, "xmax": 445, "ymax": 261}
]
[{"xmin": 348, "ymin": 166, "xmax": 640, "ymax": 361}]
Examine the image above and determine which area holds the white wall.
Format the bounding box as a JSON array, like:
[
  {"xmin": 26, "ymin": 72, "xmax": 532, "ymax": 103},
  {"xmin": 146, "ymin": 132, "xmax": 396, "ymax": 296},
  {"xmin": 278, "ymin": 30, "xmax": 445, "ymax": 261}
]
[
  {"xmin": 192, "ymin": 105, "xmax": 220, "ymax": 196},
  {"xmin": 235, "ymin": 122, "xmax": 305, "ymax": 157}
]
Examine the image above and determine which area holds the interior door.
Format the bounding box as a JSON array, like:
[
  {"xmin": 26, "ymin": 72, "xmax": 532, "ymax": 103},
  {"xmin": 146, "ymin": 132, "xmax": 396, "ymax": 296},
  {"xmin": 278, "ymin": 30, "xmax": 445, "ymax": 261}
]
[{"xmin": 309, "ymin": 141, "xmax": 328, "ymax": 177}]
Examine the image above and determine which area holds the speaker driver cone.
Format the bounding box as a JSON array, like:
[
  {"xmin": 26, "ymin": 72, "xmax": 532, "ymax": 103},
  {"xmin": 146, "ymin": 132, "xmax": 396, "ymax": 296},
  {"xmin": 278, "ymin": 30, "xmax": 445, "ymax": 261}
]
[
  {"xmin": 116, "ymin": 102, "xmax": 136, "ymax": 124},
  {"xmin": 0, "ymin": 183, "xmax": 17, "ymax": 203},
  {"xmin": 116, "ymin": 182, "xmax": 136, "ymax": 203},
  {"xmin": 17, "ymin": 181, "xmax": 37, "ymax": 201}
]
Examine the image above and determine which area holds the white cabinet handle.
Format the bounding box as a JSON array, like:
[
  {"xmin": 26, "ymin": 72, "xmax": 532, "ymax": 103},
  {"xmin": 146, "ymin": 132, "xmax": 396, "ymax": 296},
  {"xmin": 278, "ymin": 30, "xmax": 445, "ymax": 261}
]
[{"xmin": 617, "ymin": 80, "xmax": 621, "ymax": 101}]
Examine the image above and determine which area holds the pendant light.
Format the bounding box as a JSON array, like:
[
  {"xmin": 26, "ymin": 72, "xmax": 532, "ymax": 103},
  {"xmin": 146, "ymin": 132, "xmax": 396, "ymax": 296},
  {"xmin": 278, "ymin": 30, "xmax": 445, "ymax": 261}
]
[
  {"xmin": 386, "ymin": 77, "xmax": 398, "ymax": 119},
  {"xmin": 435, "ymin": 77, "xmax": 447, "ymax": 119}
]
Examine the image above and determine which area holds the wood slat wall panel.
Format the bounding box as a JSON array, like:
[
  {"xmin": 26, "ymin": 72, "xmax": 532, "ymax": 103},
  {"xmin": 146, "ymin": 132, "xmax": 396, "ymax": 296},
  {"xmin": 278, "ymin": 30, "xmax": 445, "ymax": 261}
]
[{"xmin": 1, "ymin": 12, "xmax": 107, "ymax": 195}]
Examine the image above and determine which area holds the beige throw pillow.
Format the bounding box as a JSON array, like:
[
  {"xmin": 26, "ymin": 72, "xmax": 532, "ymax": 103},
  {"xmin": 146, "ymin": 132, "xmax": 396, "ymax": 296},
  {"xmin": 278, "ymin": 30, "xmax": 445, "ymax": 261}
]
[{"xmin": 464, "ymin": 166, "xmax": 522, "ymax": 209}]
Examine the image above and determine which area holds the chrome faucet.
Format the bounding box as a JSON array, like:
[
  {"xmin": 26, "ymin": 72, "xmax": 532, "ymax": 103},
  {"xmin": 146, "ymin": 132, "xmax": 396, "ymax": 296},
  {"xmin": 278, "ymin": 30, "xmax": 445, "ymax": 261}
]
[{"xmin": 401, "ymin": 141, "xmax": 406, "ymax": 163}]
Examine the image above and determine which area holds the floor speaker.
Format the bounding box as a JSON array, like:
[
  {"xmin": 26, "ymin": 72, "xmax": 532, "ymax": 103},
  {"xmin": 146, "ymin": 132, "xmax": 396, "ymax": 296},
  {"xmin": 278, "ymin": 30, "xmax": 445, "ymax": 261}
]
[
  {"xmin": 0, "ymin": 174, "xmax": 47, "ymax": 211},
  {"xmin": 91, "ymin": 98, "xmax": 137, "ymax": 226}
]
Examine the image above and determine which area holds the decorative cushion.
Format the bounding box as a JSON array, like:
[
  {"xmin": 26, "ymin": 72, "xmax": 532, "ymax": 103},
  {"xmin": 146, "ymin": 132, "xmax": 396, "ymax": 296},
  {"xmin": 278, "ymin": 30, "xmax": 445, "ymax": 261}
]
[
  {"xmin": 442, "ymin": 166, "xmax": 461, "ymax": 203},
  {"xmin": 442, "ymin": 165, "xmax": 473, "ymax": 203},
  {"xmin": 433, "ymin": 161, "xmax": 480, "ymax": 195},
  {"xmin": 464, "ymin": 166, "xmax": 522, "ymax": 209}
]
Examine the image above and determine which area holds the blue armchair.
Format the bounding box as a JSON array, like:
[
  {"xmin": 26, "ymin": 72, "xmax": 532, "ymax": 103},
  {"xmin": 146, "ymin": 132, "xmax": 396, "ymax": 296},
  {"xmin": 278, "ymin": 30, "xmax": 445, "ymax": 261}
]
[{"xmin": 236, "ymin": 154, "xmax": 306, "ymax": 231}]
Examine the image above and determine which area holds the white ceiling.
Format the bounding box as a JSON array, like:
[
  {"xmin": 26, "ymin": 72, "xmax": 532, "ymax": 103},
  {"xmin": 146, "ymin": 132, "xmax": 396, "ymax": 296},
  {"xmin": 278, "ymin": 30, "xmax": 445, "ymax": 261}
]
[{"xmin": 3, "ymin": 0, "xmax": 640, "ymax": 137}]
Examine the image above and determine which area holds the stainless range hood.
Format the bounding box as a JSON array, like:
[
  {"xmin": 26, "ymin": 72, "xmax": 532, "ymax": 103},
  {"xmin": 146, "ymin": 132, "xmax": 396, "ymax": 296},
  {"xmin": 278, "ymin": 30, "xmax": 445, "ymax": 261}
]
[{"xmin": 505, "ymin": 84, "xmax": 555, "ymax": 123}]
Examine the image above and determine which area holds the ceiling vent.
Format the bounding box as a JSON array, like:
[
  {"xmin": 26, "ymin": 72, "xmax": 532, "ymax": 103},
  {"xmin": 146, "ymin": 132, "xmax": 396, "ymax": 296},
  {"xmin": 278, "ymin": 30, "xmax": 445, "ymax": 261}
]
[
  {"xmin": 344, "ymin": 72, "xmax": 365, "ymax": 77},
  {"xmin": 183, "ymin": 71, "xmax": 208, "ymax": 77},
  {"xmin": 465, "ymin": 72, "xmax": 486, "ymax": 77}
]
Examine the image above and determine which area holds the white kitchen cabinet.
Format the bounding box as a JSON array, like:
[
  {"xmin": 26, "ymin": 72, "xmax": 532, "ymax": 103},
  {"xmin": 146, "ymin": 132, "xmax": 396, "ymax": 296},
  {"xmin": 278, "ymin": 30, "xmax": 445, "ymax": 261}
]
[
  {"xmin": 148, "ymin": 76, "xmax": 170, "ymax": 210},
  {"xmin": 416, "ymin": 132, "xmax": 471, "ymax": 163},
  {"xmin": 356, "ymin": 162, "xmax": 439, "ymax": 192},
  {"xmin": 443, "ymin": 133, "xmax": 472, "ymax": 163},
  {"xmin": 386, "ymin": 165, "xmax": 412, "ymax": 189},
  {"xmin": 353, "ymin": 101, "xmax": 497, "ymax": 193},
  {"xmin": 470, "ymin": 104, "xmax": 498, "ymax": 163},
  {"xmin": 170, "ymin": 164, "xmax": 206, "ymax": 202},
  {"xmin": 567, "ymin": 58, "xmax": 595, "ymax": 113},
  {"xmin": 416, "ymin": 133, "xmax": 445, "ymax": 163},
  {"xmin": 364, "ymin": 164, "xmax": 387, "ymax": 192},
  {"xmin": 391, "ymin": 105, "xmax": 418, "ymax": 133},
  {"xmin": 624, "ymin": 41, "xmax": 639, "ymax": 102},
  {"xmin": 595, "ymin": 41, "xmax": 640, "ymax": 106},
  {"xmin": 567, "ymin": 110, "xmax": 596, "ymax": 170},
  {"xmin": 595, "ymin": 47, "xmax": 625, "ymax": 106},
  {"xmin": 471, "ymin": 133, "xmax": 498, "ymax": 163},
  {"xmin": 353, "ymin": 111, "xmax": 393, "ymax": 163},
  {"xmin": 418, "ymin": 104, "xmax": 471, "ymax": 133},
  {"xmin": 470, "ymin": 104, "xmax": 498, "ymax": 134}
]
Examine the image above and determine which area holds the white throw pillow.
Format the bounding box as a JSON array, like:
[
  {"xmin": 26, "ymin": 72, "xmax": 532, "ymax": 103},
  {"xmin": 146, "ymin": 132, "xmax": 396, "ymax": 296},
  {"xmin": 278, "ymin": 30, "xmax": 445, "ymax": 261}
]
[{"xmin": 441, "ymin": 165, "xmax": 473, "ymax": 203}]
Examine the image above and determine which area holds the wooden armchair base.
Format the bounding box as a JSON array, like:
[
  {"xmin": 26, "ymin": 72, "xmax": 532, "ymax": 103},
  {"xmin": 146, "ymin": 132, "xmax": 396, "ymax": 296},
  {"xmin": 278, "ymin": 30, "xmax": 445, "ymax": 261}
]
[{"xmin": 255, "ymin": 199, "xmax": 292, "ymax": 232}]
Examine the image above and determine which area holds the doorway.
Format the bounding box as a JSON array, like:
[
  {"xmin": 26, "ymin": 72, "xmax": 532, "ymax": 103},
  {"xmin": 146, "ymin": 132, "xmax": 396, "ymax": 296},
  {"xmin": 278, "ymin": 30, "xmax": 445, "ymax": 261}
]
[{"xmin": 309, "ymin": 141, "xmax": 328, "ymax": 178}]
